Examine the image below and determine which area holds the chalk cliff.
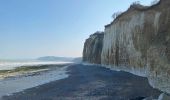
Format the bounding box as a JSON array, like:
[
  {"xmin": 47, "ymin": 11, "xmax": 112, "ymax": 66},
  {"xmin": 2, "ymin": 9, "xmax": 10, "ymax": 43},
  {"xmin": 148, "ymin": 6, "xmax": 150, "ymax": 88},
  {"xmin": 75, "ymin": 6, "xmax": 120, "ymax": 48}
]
[
  {"xmin": 83, "ymin": 32, "xmax": 104, "ymax": 64},
  {"xmin": 83, "ymin": 0, "xmax": 170, "ymax": 94}
]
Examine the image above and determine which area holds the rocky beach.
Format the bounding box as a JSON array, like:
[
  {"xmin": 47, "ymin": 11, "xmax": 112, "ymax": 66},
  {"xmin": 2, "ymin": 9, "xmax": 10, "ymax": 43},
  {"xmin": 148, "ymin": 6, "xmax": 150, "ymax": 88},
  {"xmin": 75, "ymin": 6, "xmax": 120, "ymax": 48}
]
[{"xmin": 2, "ymin": 64, "xmax": 161, "ymax": 100}]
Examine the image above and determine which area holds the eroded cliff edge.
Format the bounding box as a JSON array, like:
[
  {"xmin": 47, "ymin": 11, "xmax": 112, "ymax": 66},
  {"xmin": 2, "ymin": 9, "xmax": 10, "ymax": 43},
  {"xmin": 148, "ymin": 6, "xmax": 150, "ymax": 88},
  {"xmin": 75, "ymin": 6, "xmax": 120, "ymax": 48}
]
[
  {"xmin": 83, "ymin": 32, "xmax": 104, "ymax": 64},
  {"xmin": 83, "ymin": 0, "xmax": 170, "ymax": 94}
]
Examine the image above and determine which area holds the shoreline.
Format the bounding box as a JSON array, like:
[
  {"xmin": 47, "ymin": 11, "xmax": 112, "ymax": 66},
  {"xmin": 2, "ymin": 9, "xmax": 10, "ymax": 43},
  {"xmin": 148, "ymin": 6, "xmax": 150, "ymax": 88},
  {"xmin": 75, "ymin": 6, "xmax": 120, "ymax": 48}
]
[
  {"xmin": 0, "ymin": 64, "xmax": 70, "ymax": 99},
  {"xmin": 2, "ymin": 64, "xmax": 162, "ymax": 100},
  {"xmin": 0, "ymin": 63, "xmax": 72, "ymax": 79},
  {"xmin": 0, "ymin": 61, "xmax": 73, "ymax": 71}
]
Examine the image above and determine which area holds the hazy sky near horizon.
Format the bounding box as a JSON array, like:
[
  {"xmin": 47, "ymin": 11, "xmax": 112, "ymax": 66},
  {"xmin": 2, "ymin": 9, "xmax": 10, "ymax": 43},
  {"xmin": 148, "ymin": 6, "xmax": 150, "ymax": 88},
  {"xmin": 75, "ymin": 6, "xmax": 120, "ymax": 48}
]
[{"xmin": 0, "ymin": 0, "xmax": 153, "ymax": 59}]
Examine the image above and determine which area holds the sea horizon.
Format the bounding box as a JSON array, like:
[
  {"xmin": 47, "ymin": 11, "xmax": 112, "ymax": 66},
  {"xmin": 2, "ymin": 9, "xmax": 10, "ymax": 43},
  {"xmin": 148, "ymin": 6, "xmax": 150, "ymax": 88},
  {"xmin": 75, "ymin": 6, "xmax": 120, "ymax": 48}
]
[{"xmin": 0, "ymin": 59, "xmax": 73, "ymax": 71}]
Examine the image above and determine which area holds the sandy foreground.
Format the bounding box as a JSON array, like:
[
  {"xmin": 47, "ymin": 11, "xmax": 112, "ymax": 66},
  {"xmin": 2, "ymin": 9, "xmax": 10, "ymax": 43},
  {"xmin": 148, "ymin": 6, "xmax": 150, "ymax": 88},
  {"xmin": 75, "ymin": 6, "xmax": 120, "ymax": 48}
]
[{"xmin": 1, "ymin": 64, "xmax": 161, "ymax": 100}]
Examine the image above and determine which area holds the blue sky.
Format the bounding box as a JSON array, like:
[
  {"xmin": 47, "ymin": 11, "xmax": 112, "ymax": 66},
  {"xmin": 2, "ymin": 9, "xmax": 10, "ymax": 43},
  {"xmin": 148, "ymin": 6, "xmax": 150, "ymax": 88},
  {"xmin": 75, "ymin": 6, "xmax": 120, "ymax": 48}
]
[{"xmin": 0, "ymin": 0, "xmax": 153, "ymax": 59}]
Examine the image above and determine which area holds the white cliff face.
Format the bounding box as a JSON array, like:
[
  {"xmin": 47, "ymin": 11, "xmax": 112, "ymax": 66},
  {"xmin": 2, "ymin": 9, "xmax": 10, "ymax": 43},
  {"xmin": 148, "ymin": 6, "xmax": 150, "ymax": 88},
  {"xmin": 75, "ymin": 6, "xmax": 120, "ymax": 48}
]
[
  {"xmin": 102, "ymin": 11, "xmax": 161, "ymax": 66},
  {"xmin": 154, "ymin": 13, "xmax": 161, "ymax": 35},
  {"xmin": 101, "ymin": 4, "xmax": 170, "ymax": 94},
  {"xmin": 83, "ymin": 32, "xmax": 104, "ymax": 64},
  {"xmin": 147, "ymin": 46, "xmax": 170, "ymax": 93},
  {"xmin": 83, "ymin": 0, "xmax": 170, "ymax": 94},
  {"xmin": 102, "ymin": 12, "xmax": 145, "ymax": 68}
]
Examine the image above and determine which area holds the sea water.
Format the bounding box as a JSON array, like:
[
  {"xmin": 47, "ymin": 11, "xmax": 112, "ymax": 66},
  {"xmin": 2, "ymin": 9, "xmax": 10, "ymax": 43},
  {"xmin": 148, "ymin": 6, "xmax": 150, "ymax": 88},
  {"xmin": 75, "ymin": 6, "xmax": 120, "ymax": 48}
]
[
  {"xmin": 0, "ymin": 60, "xmax": 71, "ymax": 98},
  {"xmin": 0, "ymin": 60, "xmax": 71, "ymax": 70}
]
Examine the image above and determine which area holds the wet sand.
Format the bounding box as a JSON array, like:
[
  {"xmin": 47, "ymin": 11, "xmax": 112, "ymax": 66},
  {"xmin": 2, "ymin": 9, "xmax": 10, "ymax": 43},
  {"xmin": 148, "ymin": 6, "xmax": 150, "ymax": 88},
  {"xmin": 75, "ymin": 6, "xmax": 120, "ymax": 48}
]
[{"xmin": 2, "ymin": 64, "xmax": 161, "ymax": 100}]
